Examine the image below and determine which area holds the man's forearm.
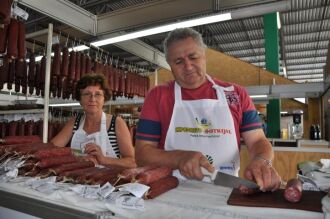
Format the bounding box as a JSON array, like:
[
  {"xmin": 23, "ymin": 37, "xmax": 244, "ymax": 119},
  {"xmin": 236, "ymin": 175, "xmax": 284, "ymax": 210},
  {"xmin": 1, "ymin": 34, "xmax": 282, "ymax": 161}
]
[
  {"xmin": 136, "ymin": 143, "xmax": 183, "ymax": 169},
  {"xmin": 248, "ymin": 138, "xmax": 274, "ymax": 162}
]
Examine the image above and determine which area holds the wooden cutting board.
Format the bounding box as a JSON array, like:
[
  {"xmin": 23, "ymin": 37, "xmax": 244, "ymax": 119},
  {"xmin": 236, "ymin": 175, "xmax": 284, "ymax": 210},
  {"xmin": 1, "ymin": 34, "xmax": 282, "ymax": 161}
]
[{"xmin": 227, "ymin": 188, "xmax": 326, "ymax": 212}]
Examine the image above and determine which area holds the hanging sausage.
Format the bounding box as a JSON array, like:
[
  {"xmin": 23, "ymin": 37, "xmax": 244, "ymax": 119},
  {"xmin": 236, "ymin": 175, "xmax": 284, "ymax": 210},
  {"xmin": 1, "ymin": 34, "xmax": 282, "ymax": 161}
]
[
  {"xmin": 0, "ymin": 0, "xmax": 13, "ymax": 25},
  {"xmin": 0, "ymin": 24, "xmax": 9, "ymax": 53},
  {"xmin": 28, "ymin": 53, "xmax": 35, "ymax": 95}
]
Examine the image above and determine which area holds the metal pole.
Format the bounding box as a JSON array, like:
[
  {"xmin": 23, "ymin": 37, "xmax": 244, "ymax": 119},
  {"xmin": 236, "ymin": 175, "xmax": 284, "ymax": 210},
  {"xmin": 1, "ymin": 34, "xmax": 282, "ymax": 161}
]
[{"xmin": 43, "ymin": 23, "xmax": 53, "ymax": 143}]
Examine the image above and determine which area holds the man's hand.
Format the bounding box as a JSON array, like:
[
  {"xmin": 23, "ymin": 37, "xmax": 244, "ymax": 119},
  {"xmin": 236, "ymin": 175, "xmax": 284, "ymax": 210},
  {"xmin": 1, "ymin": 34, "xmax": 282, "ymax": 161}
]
[
  {"xmin": 244, "ymin": 157, "xmax": 281, "ymax": 192},
  {"xmin": 177, "ymin": 151, "xmax": 214, "ymax": 180}
]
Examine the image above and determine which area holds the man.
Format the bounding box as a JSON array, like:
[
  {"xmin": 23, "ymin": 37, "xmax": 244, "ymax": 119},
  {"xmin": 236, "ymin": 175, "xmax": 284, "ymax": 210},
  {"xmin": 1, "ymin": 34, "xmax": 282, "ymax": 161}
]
[{"xmin": 135, "ymin": 28, "xmax": 281, "ymax": 192}]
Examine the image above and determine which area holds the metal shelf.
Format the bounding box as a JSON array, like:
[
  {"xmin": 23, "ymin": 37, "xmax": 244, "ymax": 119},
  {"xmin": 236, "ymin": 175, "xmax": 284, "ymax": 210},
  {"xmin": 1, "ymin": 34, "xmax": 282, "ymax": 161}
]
[{"xmin": 0, "ymin": 109, "xmax": 44, "ymax": 115}]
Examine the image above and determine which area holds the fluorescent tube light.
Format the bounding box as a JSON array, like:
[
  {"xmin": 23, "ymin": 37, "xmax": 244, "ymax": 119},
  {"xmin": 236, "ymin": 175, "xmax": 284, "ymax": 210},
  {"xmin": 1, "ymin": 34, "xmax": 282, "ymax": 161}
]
[
  {"xmin": 92, "ymin": 13, "xmax": 232, "ymax": 46},
  {"xmin": 250, "ymin": 95, "xmax": 268, "ymax": 99},
  {"xmin": 294, "ymin": 98, "xmax": 306, "ymax": 104},
  {"xmin": 277, "ymin": 12, "xmax": 281, "ymax": 29},
  {"xmin": 49, "ymin": 103, "xmax": 81, "ymax": 107},
  {"xmin": 281, "ymin": 111, "xmax": 288, "ymax": 114}
]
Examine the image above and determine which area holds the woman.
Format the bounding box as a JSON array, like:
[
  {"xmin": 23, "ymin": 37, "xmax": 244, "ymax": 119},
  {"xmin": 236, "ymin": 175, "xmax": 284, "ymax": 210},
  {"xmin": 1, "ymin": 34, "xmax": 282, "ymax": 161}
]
[{"xmin": 51, "ymin": 73, "xmax": 136, "ymax": 168}]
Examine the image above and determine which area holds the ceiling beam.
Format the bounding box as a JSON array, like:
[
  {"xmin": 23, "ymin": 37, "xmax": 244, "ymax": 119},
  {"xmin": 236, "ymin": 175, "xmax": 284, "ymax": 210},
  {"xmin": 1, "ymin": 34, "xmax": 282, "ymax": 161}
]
[
  {"xmin": 97, "ymin": 0, "xmax": 214, "ymax": 36},
  {"xmin": 247, "ymin": 83, "xmax": 324, "ymax": 98},
  {"xmin": 18, "ymin": 0, "xmax": 97, "ymax": 35}
]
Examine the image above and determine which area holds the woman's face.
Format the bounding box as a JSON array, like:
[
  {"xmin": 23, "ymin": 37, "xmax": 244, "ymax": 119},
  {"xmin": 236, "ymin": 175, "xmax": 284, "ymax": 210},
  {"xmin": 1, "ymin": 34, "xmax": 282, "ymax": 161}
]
[{"xmin": 80, "ymin": 85, "xmax": 105, "ymax": 114}]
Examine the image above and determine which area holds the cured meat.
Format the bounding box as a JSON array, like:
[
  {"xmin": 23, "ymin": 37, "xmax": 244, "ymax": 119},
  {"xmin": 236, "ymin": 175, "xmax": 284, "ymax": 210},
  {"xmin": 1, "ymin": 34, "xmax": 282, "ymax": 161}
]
[
  {"xmin": 49, "ymin": 161, "xmax": 94, "ymax": 175},
  {"xmin": 238, "ymin": 184, "xmax": 260, "ymax": 195},
  {"xmin": 68, "ymin": 50, "xmax": 76, "ymax": 80},
  {"xmin": 17, "ymin": 20, "xmax": 26, "ymax": 59},
  {"xmin": 7, "ymin": 58, "xmax": 15, "ymax": 90},
  {"xmin": 36, "ymin": 155, "xmax": 77, "ymax": 169},
  {"xmin": 51, "ymin": 44, "xmax": 61, "ymax": 76},
  {"xmin": 28, "ymin": 53, "xmax": 35, "ymax": 94},
  {"xmin": 7, "ymin": 18, "xmax": 19, "ymax": 59},
  {"xmin": 32, "ymin": 147, "xmax": 72, "ymax": 160},
  {"xmin": 57, "ymin": 167, "xmax": 98, "ymax": 182},
  {"xmin": 61, "ymin": 46, "xmax": 69, "ymax": 76},
  {"xmin": 0, "ymin": 135, "xmax": 41, "ymax": 145},
  {"xmin": 0, "ymin": 0, "xmax": 13, "ymax": 25},
  {"xmin": 21, "ymin": 60, "xmax": 27, "ymax": 94},
  {"xmin": 144, "ymin": 176, "xmax": 179, "ymax": 199},
  {"xmin": 34, "ymin": 63, "xmax": 41, "ymax": 96},
  {"xmin": 284, "ymin": 178, "xmax": 302, "ymax": 203},
  {"xmin": 135, "ymin": 166, "xmax": 172, "ymax": 185},
  {"xmin": 74, "ymin": 51, "xmax": 81, "ymax": 81},
  {"xmin": 118, "ymin": 166, "xmax": 156, "ymax": 182},
  {"xmin": 15, "ymin": 59, "xmax": 24, "ymax": 92},
  {"xmin": 0, "ymin": 24, "xmax": 8, "ymax": 53},
  {"xmin": 0, "ymin": 55, "xmax": 9, "ymax": 89}
]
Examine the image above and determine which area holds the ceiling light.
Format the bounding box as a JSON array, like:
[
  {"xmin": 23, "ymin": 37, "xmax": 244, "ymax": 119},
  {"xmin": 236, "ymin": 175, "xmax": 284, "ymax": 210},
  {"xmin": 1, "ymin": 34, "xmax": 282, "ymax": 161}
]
[
  {"xmin": 283, "ymin": 67, "xmax": 287, "ymax": 78},
  {"xmin": 250, "ymin": 95, "xmax": 268, "ymax": 99},
  {"xmin": 91, "ymin": 13, "xmax": 232, "ymax": 46},
  {"xmin": 281, "ymin": 111, "xmax": 288, "ymax": 114},
  {"xmin": 277, "ymin": 12, "xmax": 281, "ymax": 29},
  {"xmin": 294, "ymin": 98, "xmax": 306, "ymax": 104}
]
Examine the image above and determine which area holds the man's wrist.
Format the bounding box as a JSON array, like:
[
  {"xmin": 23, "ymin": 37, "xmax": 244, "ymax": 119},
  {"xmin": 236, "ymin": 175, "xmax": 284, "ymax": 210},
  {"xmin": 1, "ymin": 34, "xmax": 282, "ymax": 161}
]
[{"xmin": 254, "ymin": 155, "xmax": 272, "ymax": 167}]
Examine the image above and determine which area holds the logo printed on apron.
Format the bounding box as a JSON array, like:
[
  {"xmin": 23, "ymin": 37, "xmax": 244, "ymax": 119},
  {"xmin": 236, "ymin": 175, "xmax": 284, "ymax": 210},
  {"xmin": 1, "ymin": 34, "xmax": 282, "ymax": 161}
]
[{"xmin": 164, "ymin": 75, "xmax": 240, "ymax": 180}]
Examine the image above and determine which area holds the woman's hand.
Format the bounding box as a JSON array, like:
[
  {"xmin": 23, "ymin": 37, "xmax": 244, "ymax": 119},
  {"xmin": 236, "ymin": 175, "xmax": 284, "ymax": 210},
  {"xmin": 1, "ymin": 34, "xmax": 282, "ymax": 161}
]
[{"xmin": 84, "ymin": 143, "xmax": 105, "ymax": 164}]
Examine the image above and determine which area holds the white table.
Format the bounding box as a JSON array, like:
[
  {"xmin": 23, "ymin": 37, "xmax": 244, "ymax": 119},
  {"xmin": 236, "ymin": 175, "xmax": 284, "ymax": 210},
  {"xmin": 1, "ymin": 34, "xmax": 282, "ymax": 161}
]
[{"xmin": 0, "ymin": 179, "xmax": 325, "ymax": 219}]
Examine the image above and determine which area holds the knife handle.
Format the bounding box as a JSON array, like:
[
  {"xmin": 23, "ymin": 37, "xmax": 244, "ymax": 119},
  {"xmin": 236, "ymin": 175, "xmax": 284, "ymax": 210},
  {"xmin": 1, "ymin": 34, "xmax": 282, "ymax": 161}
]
[{"xmin": 201, "ymin": 167, "xmax": 217, "ymax": 181}]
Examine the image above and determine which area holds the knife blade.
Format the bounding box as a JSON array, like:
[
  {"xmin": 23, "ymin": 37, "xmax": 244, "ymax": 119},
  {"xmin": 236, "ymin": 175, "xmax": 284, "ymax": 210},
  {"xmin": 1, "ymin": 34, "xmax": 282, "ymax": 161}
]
[{"xmin": 202, "ymin": 168, "xmax": 259, "ymax": 189}]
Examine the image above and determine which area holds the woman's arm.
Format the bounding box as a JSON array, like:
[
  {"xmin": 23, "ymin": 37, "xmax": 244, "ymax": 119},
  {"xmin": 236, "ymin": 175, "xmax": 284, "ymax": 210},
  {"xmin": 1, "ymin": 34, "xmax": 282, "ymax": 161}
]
[
  {"xmin": 93, "ymin": 116, "xmax": 136, "ymax": 168},
  {"xmin": 50, "ymin": 117, "xmax": 75, "ymax": 147}
]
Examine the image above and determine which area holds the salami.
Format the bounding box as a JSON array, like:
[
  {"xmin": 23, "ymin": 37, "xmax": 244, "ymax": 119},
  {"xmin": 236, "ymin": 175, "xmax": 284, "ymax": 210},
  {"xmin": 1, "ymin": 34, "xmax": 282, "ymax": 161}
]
[
  {"xmin": 32, "ymin": 147, "xmax": 72, "ymax": 160},
  {"xmin": 0, "ymin": 0, "xmax": 13, "ymax": 25},
  {"xmin": 0, "ymin": 24, "xmax": 8, "ymax": 53},
  {"xmin": 7, "ymin": 18, "xmax": 19, "ymax": 59},
  {"xmin": 0, "ymin": 135, "xmax": 41, "ymax": 145},
  {"xmin": 118, "ymin": 166, "xmax": 156, "ymax": 182},
  {"xmin": 144, "ymin": 176, "xmax": 179, "ymax": 199},
  {"xmin": 49, "ymin": 161, "xmax": 95, "ymax": 175},
  {"xmin": 284, "ymin": 178, "xmax": 302, "ymax": 203},
  {"xmin": 135, "ymin": 166, "xmax": 172, "ymax": 185},
  {"xmin": 17, "ymin": 20, "xmax": 26, "ymax": 59},
  {"xmin": 36, "ymin": 155, "xmax": 77, "ymax": 169}
]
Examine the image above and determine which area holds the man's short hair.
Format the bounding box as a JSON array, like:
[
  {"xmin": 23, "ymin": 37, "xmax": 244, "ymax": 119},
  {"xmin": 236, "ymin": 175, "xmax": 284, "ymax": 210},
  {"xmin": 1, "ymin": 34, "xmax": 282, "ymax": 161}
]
[{"xmin": 163, "ymin": 27, "xmax": 207, "ymax": 61}]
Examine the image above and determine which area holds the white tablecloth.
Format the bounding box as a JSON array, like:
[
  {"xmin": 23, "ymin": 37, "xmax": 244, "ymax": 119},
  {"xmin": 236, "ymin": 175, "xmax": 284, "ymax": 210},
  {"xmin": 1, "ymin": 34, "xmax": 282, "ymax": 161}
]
[{"xmin": 0, "ymin": 179, "xmax": 324, "ymax": 219}]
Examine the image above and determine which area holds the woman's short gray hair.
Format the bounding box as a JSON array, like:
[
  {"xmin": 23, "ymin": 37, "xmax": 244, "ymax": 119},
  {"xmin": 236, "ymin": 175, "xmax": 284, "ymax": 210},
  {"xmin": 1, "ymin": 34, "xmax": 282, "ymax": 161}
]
[{"xmin": 163, "ymin": 28, "xmax": 207, "ymax": 61}]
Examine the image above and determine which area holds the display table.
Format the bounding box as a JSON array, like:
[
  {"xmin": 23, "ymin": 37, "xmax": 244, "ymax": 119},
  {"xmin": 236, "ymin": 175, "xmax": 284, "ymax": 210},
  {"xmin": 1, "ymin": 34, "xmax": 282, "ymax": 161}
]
[{"xmin": 0, "ymin": 179, "xmax": 324, "ymax": 219}]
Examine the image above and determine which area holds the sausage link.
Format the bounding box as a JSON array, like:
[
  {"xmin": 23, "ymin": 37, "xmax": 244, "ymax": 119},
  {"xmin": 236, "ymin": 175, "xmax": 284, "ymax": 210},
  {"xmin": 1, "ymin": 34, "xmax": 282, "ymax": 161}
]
[
  {"xmin": 17, "ymin": 20, "xmax": 26, "ymax": 59},
  {"xmin": 136, "ymin": 166, "xmax": 172, "ymax": 185},
  {"xmin": 7, "ymin": 18, "xmax": 19, "ymax": 59},
  {"xmin": 0, "ymin": 55, "xmax": 9, "ymax": 89},
  {"xmin": 61, "ymin": 46, "xmax": 69, "ymax": 76},
  {"xmin": 0, "ymin": 135, "xmax": 42, "ymax": 145},
  {"xmin": 284, "ymin": 178, "xmax": 302, "ymax": 203},
  {"xmin": 68, "ymin": 50, "xmax": 76, "ymax": 80},
  {"xmin": 0, "ymin": 24, "xmax": 9, "ymax": 53},
  {"xmin": 7, "ymin": 58, "xmax": 15, "ymax": 90},
  {"xmin": 144, "ymin": 176, "xmax": 179, "ymax": 199},
  {"xmin": 0, "ymin": 0, "xmax": 13, "ymax": 25},
  {"xmin": 33, "ymin": 147, "xmax": 73, "ymax": 160},
  {"xmin": 37, "ymin": 155, "xmax": 77, "ymax": 169}
]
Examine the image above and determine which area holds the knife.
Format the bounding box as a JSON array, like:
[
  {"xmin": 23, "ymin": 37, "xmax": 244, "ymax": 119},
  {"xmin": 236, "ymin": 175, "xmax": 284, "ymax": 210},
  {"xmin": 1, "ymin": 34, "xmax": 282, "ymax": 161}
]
[{"xmin": 201, "ymin": 168, "xmax": 259, "ymax": 189}]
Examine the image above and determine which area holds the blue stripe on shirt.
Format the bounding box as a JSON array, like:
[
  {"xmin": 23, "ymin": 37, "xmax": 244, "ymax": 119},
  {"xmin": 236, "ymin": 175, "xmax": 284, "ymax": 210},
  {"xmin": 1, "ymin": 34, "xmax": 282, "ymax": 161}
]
[
  {"xmin": 242, "ymin": 110, "xmax": 260, "ymax": 126},
  {"xmin": 137, "ymin": 119, "xmax": 161, "ymax": 135}
]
